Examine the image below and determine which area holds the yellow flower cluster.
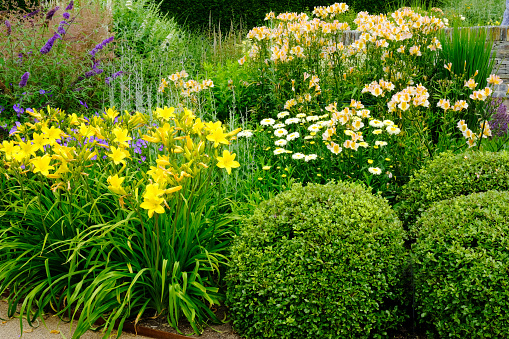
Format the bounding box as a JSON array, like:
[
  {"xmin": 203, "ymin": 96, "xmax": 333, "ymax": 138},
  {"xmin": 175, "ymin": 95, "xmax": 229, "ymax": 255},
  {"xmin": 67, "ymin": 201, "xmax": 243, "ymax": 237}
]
[
  {"xmin": 0, "ymin": 106, "xmax": 241, "ymax": 218},
  {"xmin": 436, "ymin": 99, "xmax": 468, "ymax": 112},
  {"xmin": 362, "ymin": 79, "xmax": 396, "ymax": 97},
  {"xmin": 243, "ymin": 4, "xmax": 352, "ymax": 65},
  {"xmin": 388, "ymin": 84, "xmax": 430, "ymax": 113},
  {"xmin": 324, "ymin": 99, "xmax": 399, "ymax": 154},
  {"xmin": 158, "ymin": 70, "xmax": 214, "ymax": 98},
  {"xmin": 312, "ymin": 3, "xmax": 349, "ymax": 19},
  {"xmin": 355, "ymin": 8, "xmax": 446, "ymax": 39},
  {"xmin": 457, "ymin": 120, "xmax": 492, "ymax": 148}
]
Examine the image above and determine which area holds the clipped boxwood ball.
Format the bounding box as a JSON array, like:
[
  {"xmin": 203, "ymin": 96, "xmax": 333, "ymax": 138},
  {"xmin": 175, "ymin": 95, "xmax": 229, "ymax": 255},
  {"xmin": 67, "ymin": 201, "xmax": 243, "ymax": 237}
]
[
  {"xmin": 397, "ymin": 150, "xmax": 509, "ymax": 226},
  {"xmin": 226, "ymin": 181, "xmax": 408, "ymax": 339},
  {"xmin": 412, "ymin": 190, "xmax": 509, "ymax": 338}
]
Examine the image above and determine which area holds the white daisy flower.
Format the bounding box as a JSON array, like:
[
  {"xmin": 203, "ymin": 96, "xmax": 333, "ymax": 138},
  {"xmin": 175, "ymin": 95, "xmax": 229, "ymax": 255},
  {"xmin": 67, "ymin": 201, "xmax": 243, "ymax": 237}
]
[
  {"xmin": 287, "ymin": 132, "xmax": 300, "ymax": 140},
  {"xmin": 237, "ymin": 130, "xmax": 253, "ymax": 138},
  {"xmin": 292, "ymin": 153, "xmax": 305, "ymax": 159},
  {"xmin": 273, "ymin": 123, "xmax": 286, "ymax": 129},
  {"xmin": 260, "ymin": 118, "xmax": 275, "ymax": 126},
  {"xmin": 375, "ymin": 140, "xmax": 388, "ymax": 146},
  {"xmin": 273, "ymin": 148, "xmax": 287, "ymax": 155},
  {"xmin": 274, "ymin": 128, "xmax": 288, "ymax": 137},
  {"xmin": 304, "ymin": 154, "xmax": 317, "ymax": 162},
  {"xmin": 275, "ymin": 139, "xmax": 288, "ymax": 146},
  {"xmin": 368, "ymin": 167, "xmax": 382, "ymax": 175},
  {"xmin": 277, "ymin": 111, "xmax": 290, "ymax": 118},
  {"xmin": 318, "ymin": 120, "xmax": 332, "ymax": 127},
  {"xmin": 306, "ymin": 115, "xmax": 320, "ymax": 122},
  {"xmin": 308, "ymin": 124, "xmax": 320, "ymax": 132},
  {"xmin": 369, "ymin": 119, "xmax": 384, "ymax": 128},
  {"xmin": 296, "ymin": 113, "xmax": 307, "ymax": 118},
  {"xmin": 386, "ymin": 126, "xmax": 401, "ymax": 135},
  {"xmin": 285, "ymin": 118, "xmax": 300, "ymax": 125}
]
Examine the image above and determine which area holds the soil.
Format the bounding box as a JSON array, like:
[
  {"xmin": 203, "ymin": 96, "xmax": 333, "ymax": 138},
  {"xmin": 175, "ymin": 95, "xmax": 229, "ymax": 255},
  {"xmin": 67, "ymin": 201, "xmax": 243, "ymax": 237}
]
[
  {"xmin": 137, "ymin": 306, "xmax": 430, "ymax": 339},
  {"xmin": 137, "ymin": 306, "xmax": 241, "ymax": 339}
]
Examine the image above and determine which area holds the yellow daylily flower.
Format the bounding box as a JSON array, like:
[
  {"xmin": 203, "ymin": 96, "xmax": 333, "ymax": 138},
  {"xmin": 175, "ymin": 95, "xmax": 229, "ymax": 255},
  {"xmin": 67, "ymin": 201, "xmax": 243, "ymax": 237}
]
[
  {"xmin": 31, "ymin": 133, "xmax": 49, "ymax": 151},
  {"xmin": 107, "ymin": 174, "xmax": 128, "ymax": 195},
  {"xmin": 206, "ymin": 128, "xmax": 229, "ymax": 148},
  {"xmin": 78, "ymin": 123, "xmax": 94, "ymax": 139},
  {"xmin": 147, "ymin": 166, "xmax": 168, "ymax": 183},
  {"xmin": 143, "ymin": 183, "xmax": 166, "ymax": 199},
  {"xmin": 105, "ymin": 107, "xmax": 119, "ymax": 120},
  {"xmin": 41, "ymin": 126, "xmax": 63, "ymax": 145},
  {"xmin": 216, "ymin": 150, "xmax": 240, "ymax": 174},
  {"xmin": 0, "ymin": 141, "xmax": 19, "ymax": 160},
  {"xmin": 18, "ymin": 141, "xmax": 37, "ymax": 159},
  {"xmin": 31, "ymin": 154, "xmax": 55, "ymax": 176},
  {"xmin": 204, "ymin": 121, "xmax": 222, "ymax": 132},
  {"xmin": 140, "ymin": 196, "xmax": 165, "ymax": 218},
  {"xmin": 108, "ymin": 146, "xmax": 129, "ymax": 165},
  {"xmin": 69, "ymin": 113, "xmax": 81, "ymax": 126},
  {"xmin": 112, "ymin": 127, "xmax": 132, "ymax": 148},
  {"xmin": 192, "ymin": 118, "xmax": 206, "ymax": 134},
  {"xmin": 156, "ymin": 155, "xmax": 171, "ymax": 168},
  {"xmin": 46, "ymin": 161, "xmax": 70, "ymax": 179},
  {"xmin": 155, "ymin": 106, "xmax": 175, "ymax": 121}
]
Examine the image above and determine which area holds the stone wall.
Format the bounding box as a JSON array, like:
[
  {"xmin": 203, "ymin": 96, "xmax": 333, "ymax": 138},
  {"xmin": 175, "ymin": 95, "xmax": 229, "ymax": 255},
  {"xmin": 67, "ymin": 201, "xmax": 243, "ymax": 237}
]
[{"xmin": 340, "ymin": 26, "xmax": 509, "ymax": 99}]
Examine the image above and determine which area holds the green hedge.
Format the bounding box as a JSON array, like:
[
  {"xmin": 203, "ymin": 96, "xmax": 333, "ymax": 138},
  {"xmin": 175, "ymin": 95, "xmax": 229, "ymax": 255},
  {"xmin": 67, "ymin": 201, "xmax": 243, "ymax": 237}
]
[
  {"xmin": 412, "ymin": 190, "xmax": 509, "ymax": 337},
  {"xmin": 159, "ymin": 0, "xmax": 400, "ymax": 32},
  {"xmin": 396, "ymin": 150, "xmax": 509, "ymax": 227},
  {"xmin": 226, "ymin": 181, "xmax": 408, "ymax": 338}
]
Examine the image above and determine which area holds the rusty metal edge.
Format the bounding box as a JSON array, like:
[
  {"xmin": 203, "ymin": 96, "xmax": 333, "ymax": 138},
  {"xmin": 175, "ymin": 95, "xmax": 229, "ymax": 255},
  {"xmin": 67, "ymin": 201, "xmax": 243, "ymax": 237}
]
[{"xmin": 118, "ymin": 321, "xmax": 192, "ymax": 339}]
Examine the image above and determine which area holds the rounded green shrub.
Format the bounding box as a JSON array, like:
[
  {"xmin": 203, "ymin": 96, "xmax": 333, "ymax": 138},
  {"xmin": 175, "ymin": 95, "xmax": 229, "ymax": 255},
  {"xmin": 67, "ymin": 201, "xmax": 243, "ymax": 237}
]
[
  {"xmin": 397, "ymin": 150, "xmax": 509, "ymax": 226},
  {"xmin": 411, "ymin": 190, "xmax": 509, "ymax": 338},
  {"xmin": 226, "ymin": 181, "xmax": 408, "ymax": 339}
]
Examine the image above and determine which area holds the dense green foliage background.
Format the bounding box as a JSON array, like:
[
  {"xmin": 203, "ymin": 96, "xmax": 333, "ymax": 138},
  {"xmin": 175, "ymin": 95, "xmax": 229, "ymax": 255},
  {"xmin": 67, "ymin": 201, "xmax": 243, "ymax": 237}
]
[{"xmin": 159, "ymin": 0, "xmax": 436, "ymax": 31}]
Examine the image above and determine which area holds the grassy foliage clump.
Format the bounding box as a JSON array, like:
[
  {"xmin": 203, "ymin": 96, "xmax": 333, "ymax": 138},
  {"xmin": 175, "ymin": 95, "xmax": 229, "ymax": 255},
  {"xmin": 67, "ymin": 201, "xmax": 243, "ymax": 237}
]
[
  {"xmin": 226, "ymin": 181, "xmax": 408, "ymax": 339},
  {"xmin": 412, "ymin": 190, "xmax": 509, "ymax": 338},
  {"xmin": 397, "ymin": 150, "xmax": 509, "ymax": 226}
]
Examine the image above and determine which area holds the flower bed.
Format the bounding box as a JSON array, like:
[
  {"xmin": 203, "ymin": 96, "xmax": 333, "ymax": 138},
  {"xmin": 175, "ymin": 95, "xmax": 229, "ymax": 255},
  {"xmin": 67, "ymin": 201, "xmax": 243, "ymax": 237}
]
[{"xmin": 1, "ymin": 2, "xmax": 509, "ymax": 338}]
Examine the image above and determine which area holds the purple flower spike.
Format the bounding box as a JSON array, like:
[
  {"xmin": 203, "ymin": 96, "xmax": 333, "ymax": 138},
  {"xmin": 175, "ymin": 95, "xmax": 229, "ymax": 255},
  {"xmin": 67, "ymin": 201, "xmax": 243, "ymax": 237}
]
[
  {"xmin": 4, "ymin": 20, "xmax": 11, "ymax": 36},
  {"xmin": 45, "ymin": 7, "xmax": 60, "ymax": 21},
  {"xmin": 105, "ymin": 70, "xmax": 124, "ymax": 85},
  {"xmin": 63, "ymin": 12, "xmax": 70, "ymax": 20},
  {"xmin": 40, "ymin": 32, "xmax": 60, "ymax": 54},
  {"xmin": 79, "ymin": 100, "xmax": 88, "ymax": 109},
  {"xmin": 24, "ymin": 9, "xmax": 40, "ymax": 18},
  {"xmin": 58, "ymin": 24, "xmax": 66, "ymax": 35},
  {"xmin": 65, "ymin": 1, "xmax": 74, "ymax": 11},
  {"xmin": 19, "ymin": 72, "xmax": 30, "ymax": 88},
  {"xmin": 89, "ymin": 36, "xmax": 114, "ymax": 57}
]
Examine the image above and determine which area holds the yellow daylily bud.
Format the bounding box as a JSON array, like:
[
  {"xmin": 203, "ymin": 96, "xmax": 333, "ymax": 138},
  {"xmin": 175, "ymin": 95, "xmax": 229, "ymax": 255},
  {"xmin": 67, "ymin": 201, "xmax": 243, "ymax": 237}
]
[
  {"xmin": 186, "ymin": 136, "xmax": 194, "ymax": 151},
  {"xmin": 165, "ymin": 185, "xmax": 182, "ymax": 194},
  {"xmin": 142, "ymin": 134, "xmax": 160, "ymax": 143},
  {"xmin": 172, "ymin": 146, "xmax": 184, "ymax": 153},
  {"xmin": 226, "ymin": 127, "xmax": 242, "ymax": 137}
]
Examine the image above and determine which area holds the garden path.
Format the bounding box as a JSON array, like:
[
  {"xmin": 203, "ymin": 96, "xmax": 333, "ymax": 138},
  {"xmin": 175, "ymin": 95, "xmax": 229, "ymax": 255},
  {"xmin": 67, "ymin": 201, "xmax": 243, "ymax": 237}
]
[{"xmin": 0, "ymin": 300, "xmax": 151, "ymax": 339}]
